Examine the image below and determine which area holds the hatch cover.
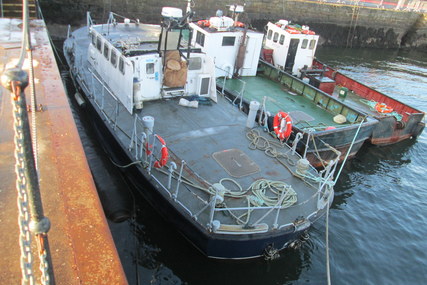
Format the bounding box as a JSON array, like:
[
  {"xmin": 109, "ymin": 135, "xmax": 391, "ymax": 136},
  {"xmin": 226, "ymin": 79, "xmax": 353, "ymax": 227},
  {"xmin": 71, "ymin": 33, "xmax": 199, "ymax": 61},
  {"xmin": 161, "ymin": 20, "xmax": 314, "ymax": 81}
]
[
  {"xmin": 212, "ymin": 149, "xmax": 260, "ymax": 178},
  {"xmin": 288, "ymin": 111, "xmax": 314, "ymax": 124}
]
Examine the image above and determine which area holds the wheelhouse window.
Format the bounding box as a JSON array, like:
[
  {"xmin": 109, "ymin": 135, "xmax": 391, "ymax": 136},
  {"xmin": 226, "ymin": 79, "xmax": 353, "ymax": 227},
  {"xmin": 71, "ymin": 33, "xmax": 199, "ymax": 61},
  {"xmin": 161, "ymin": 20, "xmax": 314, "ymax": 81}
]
[
  {"xmin": 111, "ymin": 50, "xmax": 117, "ymax": 67},
  {"xmin": 196, "ymin": 31, "xmax": 205, "ymax": 47},
  {"xmin": 301, "ymin": 39, "xmax": 308, "ymax": 49},
  {"xmin": 222, "ymin": 36, "xmax": 235, "ymax": 46},
  {"xmin": 279, "ymin": 34, "xmax": 285, "ymax": 45},
  {"xmin": 188, "ymin": 57, "xmax": 202, "ymax": 70},
  {"xmin": 309, "ymin": 39, "xmax": 316, "ymax": 50},
  {"xmin": 119, "ymin": 57, "xmax": 125, "ymax": 75},
  {"xmin": 146, "ymin": 63, "xmax": 154, "ymax": 74},
  {"xmin": 273, "ymin": 32, "xmax": 279, "ymax": 43},
  {"xmin": 267, "ymin": 30, "xmax": 272, "ymax": 40},
  {"xmin": 96, "ymin": 36, "xmax": 102, "ymax": 52},
  {"xmin": 103, "ymin": 43, "xmax": 109, "ymax": 59}
]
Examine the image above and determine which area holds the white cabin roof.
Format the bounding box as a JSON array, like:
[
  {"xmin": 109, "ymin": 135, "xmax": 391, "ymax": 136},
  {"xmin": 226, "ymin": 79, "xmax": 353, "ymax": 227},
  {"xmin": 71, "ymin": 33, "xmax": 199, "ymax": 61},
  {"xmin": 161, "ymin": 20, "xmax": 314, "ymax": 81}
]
[{"xmin": 91, "ymin": 23, "xmax": 161, "ymax": 56}]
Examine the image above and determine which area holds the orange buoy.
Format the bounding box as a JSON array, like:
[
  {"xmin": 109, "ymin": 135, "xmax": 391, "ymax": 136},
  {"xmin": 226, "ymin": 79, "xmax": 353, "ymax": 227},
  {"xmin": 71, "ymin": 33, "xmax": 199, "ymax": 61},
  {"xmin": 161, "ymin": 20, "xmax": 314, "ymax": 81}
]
[
  {"xmin": 235, "ymin": 21, "xmax": 245, "ymax": 28},
  {"xmin": 375, "ymin": 103, "xmax": 393, "ymax": 114},
  {"xmin": 197, "ymin": 19, "xmax": 210, "ymax": 27},
  {"xmin": 286, "ymin": 29, "xmax": 301, "ymax": 34},
  {"xmin": 302, "ymin": 30, "xmax": 315, "ymax": 35}
]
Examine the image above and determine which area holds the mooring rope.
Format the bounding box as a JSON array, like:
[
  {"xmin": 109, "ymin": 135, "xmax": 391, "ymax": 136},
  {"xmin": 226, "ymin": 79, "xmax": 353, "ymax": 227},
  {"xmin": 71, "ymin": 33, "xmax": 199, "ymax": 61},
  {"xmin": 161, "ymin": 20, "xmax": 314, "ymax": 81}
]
[
  {"xmin": 326, "ymin": 201, "xmax": 331, "ymax": 285},
  {"xmin": 248, "ymin": 179, "xmax": 297, "ymax": 208}
]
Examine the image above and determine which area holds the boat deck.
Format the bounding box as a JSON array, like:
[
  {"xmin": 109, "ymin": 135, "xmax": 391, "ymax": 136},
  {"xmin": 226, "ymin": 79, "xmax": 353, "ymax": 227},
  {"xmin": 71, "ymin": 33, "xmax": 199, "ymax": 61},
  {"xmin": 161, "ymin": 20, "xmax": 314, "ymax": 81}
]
[
  {"xmin": 334, "ymin": 87, "xmax": 377, "ymax": 115},
  {"xmin": 333, "ymin": 86, "xmax": 404, "ymax": 123},
  {"xmin": 0, "ymin": 19, "xmax": 126, "ymax": 283},
  {"xmin": 220, "ymin": 75, "xmax": 351, "ymax": 130},
  {"xmin": 95, "ymin": 85, "xmax": 322, "ymax": 226}
]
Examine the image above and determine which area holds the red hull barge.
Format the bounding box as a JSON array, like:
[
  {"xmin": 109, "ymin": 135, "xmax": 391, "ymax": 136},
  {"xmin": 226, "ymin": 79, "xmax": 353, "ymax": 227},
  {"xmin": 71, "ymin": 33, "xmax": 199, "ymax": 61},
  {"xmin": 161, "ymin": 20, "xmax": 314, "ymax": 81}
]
[{"xmin": 312, "ymin": 59, "xmax": 425, "ymax": 145}]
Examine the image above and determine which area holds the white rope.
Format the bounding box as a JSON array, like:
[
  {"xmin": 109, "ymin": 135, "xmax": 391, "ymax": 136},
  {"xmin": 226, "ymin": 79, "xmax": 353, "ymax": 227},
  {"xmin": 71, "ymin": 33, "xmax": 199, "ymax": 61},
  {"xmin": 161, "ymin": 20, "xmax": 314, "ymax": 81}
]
[
  {"xmin": 248, "ymin": 179, "xmax": 297, "ymax": 208},
  {"xmin": 213, "ymin": 178, "xmax": 249, "ymax": 197},
  {"xmin": 326, "ymin": 201, "xmax": 331, "ymax": 285}
]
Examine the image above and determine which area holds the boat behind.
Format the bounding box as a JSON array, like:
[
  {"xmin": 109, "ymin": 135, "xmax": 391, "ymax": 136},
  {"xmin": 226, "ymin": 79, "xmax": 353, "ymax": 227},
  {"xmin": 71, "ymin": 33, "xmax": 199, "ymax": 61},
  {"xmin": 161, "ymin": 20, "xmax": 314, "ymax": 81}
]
[
  {"xmin": 218, "ymin": 60, "xmax": 378, "ymax": 167},
  {"xmin": 189, "ymin": 10, "xmax": 377, "ymax": 167},
  {"xmin": 263, "ymin": 20, "xmax": 425, "ymax": 146},
  {"xmin": 312, "ymin": 60, "xmax": 425, "ymax": 145}
]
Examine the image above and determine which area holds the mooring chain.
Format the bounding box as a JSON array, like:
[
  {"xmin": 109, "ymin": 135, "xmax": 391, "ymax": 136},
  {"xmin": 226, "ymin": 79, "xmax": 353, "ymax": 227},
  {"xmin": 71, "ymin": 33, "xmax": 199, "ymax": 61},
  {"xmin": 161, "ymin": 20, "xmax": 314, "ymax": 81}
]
[
  {"xmin": 37, "ymin": 236, "xmax": 50, "ymax": 285},
  {"xmin": 12, "ymin": 85, "xmax": 36, "ymax": 285},
  {"xmin": 4, "ymin": 74, "xmax": 52, "ymax": 285}
]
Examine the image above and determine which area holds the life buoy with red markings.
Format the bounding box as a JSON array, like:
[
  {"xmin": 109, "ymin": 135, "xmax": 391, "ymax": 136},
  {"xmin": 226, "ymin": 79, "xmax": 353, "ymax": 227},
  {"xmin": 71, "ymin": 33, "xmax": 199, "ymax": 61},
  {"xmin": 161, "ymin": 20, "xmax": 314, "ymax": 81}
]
[{"xmin": 273, "ymin": 111, "xmax": 293, "ymax": 140}]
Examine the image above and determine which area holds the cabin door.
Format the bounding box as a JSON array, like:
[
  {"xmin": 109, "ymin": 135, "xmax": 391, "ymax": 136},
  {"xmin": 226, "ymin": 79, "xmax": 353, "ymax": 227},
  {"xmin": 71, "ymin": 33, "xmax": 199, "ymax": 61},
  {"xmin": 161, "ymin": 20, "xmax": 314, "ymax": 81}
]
[
  {"xmin": 141, "ymin": 56, "xmax": 161, "ymax": 98},
  {"xmin": 284, "ymin": 39, "xmax": 300, "ymax": 73}
]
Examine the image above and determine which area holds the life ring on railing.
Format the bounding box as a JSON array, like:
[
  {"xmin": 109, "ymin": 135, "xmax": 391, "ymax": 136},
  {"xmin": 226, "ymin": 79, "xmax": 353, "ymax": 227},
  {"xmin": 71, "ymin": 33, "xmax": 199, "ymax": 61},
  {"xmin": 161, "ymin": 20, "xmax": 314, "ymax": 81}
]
[
  {"xmin": 375, "ymin": 103, "xmax": 393, "ymax": 114},
  {"xmin": 146, "ymin": 135, "xmax": 169, "ymax": 168},
  {"xmin": 273, "ymin": 111, "xmax": 293, "ymax": 140},
  {"xmin": 197, "ymin": 20, "xmax": 210, "ymax": 27}
]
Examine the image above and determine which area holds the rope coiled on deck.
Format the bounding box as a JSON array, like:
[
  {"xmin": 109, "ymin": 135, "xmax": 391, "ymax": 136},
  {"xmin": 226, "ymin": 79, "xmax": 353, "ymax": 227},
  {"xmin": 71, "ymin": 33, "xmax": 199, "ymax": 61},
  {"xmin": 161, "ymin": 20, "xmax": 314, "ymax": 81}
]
[{"xmin": 248, "ymin": 179, "xmax": 297, "ymax": 208}]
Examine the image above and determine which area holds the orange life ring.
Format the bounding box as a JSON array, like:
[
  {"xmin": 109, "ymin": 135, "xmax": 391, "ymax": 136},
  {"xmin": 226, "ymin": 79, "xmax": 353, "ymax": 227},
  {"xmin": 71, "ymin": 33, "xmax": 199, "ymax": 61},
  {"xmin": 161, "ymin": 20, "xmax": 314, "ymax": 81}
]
[
  {"xmin": 302, "ymin": 30, "xmax": 315, "ymax": 35},
  {"xmin": 375, "ymin": 103, "xmax": 393, "ymax": 114},
  {"xmin": 146, "ymin": 135, "xmax": 169, "ymax": 168},
  {"xmin": 273, "ymin": 111, "xmax": 293, "ymax": 140},
  {"xmin": 235, "ymin": 21, "xmax": 245, "ymax": 28},
  {"xmin": 197, "ymin": 20, "xmax": 210, "ymax": 27},
  {"xmin": 286, "ymin": 29, "xmax": 301, "ymax": 34}
]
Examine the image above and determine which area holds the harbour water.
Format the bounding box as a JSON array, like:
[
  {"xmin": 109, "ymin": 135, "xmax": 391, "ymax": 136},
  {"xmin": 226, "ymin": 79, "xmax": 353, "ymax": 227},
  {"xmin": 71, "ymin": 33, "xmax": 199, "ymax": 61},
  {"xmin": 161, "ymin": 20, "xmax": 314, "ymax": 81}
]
[{"xmin": 67, "ymin": 47, "xmax": 427, "ymax": 284}]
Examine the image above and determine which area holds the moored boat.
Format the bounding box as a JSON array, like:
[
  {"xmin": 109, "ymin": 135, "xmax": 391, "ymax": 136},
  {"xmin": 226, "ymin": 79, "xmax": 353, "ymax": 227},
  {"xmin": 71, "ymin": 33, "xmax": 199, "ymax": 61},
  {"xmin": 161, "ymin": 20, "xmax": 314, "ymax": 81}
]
[
  {"xmin": 310, "ymin": 59, "xmax": 425, "ymax": 145},
  {"xmin": 264, "ymin": 21, "xmax": 425, "ymax": 145},
  {"xmin": 189, "ymin": 6, "xmax": 378, "ymax": 167},
  {"xmin": 64, "ymin": 5, "xmax": 339, "ymax": 259}
]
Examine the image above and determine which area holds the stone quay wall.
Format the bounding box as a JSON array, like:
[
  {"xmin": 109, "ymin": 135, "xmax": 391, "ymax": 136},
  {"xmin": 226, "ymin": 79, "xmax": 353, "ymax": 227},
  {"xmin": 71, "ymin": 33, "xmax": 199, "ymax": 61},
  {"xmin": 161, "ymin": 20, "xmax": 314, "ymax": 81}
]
[{"xmin": 40, "ymin": 0, "xmax": 427, "ymax": 49}]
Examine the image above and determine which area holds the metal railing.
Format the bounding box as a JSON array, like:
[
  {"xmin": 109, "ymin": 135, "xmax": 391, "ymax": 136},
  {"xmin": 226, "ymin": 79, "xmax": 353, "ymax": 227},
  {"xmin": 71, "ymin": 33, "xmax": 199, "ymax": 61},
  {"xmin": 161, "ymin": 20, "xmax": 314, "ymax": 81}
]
[{"xmin": 217, "ymin": 66, "xmax": 247, "ymax": 110}]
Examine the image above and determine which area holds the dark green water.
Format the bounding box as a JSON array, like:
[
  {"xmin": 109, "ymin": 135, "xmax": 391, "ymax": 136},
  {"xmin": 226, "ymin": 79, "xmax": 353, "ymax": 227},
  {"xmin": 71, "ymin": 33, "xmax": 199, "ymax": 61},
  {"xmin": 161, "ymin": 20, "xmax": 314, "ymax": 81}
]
[{"xmin": 73, "ymin": 47, "xmax": 426, "ymax": 284}]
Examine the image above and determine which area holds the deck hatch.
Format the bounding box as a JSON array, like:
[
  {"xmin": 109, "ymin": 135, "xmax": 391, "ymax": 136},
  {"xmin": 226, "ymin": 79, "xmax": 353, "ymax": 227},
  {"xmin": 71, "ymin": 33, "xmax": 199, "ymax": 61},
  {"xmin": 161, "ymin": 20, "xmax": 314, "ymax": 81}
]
[
  {"xmin": 288, "ymin": 110, "xmax": 314, "ymax": 124},
  {"xmin": 212, "ymin": 149, "xmax": 260, "ymax": 178}
]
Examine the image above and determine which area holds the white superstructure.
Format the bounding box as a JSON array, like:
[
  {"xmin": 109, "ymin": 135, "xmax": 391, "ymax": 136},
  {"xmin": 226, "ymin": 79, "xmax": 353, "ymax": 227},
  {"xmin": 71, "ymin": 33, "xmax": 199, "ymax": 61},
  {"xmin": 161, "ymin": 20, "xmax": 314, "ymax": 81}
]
[
  {"xmin": 264, "ymin": 21, "xmax": 319, "ymax": 76},
  {"xmin": 84, "ymin": 10, "xmax": 217, "ymax": 114},
  {"xmin": 189, "ymin": 6, "xmax": 263, "ymax": 78}
]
